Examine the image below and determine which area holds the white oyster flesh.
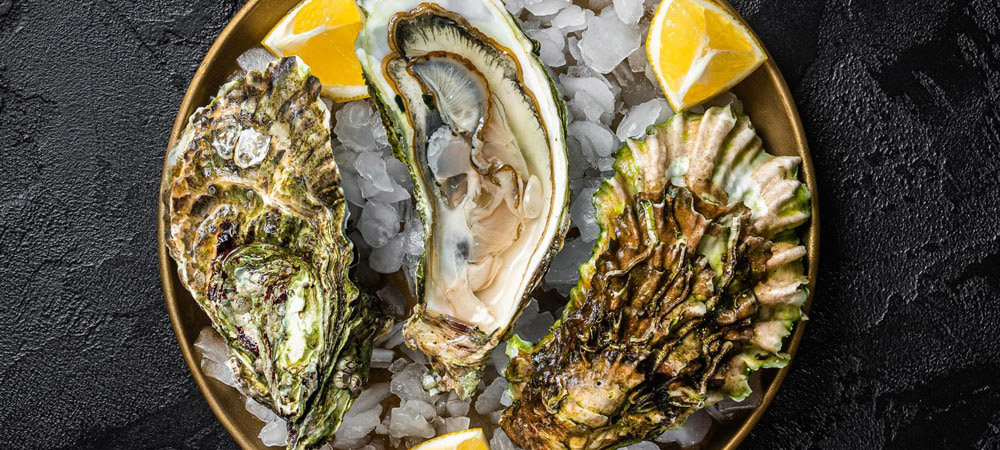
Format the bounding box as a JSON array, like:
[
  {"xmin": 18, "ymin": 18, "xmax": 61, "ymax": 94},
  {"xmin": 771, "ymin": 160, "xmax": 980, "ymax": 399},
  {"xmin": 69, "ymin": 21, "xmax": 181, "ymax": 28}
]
[{"xmin": 359, "ymin": 0, "xmax": 567, "ymax": 333}]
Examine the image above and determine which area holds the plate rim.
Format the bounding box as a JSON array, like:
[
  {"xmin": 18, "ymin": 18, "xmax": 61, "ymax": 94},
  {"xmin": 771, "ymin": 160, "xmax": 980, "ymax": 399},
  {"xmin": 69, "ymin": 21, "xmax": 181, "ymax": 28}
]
[{"xmin": 157, "ymin": 1, "xmax": 820, "ymax": 448}]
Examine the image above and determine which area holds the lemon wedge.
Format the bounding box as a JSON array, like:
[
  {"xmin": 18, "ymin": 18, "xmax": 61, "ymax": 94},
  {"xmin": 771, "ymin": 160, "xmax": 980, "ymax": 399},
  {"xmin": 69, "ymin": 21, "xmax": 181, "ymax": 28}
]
[
  {"xmin": 263, "ymin": 0, "xmax": 368, "ymax": 102},
  {"xmin": 646, "ymin": 0, "xmax": 766, "ymax": 111},
  {"xmin": 408, "ymin": 428, "xmax": 491, "ymax": 450}
]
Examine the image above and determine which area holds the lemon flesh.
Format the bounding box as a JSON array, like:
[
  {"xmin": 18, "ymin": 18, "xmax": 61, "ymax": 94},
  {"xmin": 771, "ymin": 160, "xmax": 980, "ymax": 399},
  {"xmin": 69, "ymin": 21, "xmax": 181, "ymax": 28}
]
[
  {"xmin": 408, "ymin": 428, "xmax": 490, "ymax": 450},
  {"xmin": 263, "ymin": 0, "xmax": 368, "ymax": 102},
  {"xmin": 647, "ymin": 0, "xmax": 766, "ymax": 111}
]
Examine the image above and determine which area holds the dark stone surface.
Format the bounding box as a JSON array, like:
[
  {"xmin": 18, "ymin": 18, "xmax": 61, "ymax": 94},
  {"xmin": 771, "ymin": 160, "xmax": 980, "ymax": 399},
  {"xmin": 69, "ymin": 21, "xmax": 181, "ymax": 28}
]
[{"xmin": 0, "ymin": 0, "xmax": 997, "ymax": 449}]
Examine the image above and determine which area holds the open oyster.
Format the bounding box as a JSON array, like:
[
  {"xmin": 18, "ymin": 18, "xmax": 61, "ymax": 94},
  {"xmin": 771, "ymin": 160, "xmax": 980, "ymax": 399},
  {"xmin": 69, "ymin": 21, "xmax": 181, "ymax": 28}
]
[
  {"xmin": 502, "ymin": 106, "xmax": 811, "ymax": 449},
  {"xmin": 356, "ymin": 0, "xmax": 570, "ymax": 397},
  {"xmin": 164, "ymin": 57, "xmax": 386, "ymax": 450}
]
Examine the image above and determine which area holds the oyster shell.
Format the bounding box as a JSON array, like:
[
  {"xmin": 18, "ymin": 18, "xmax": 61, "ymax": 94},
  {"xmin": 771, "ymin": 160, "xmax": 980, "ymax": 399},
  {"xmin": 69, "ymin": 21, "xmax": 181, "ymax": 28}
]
[
  {"xmin": 164, "ymin": 57, "xmax": 386, "ymax": 450},
  {"xmin": 502, "ymin": 106, "xmax": 811, "ymax": 449},
  {"xmin": 356, "ymin": 0, "xmax": 571, "ymax": 398}
]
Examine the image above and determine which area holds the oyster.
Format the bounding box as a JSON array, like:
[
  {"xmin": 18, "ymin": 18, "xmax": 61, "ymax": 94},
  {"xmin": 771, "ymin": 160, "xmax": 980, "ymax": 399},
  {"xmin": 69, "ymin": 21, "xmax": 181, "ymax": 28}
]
[
  {"xmin": 164, "ymin": 57, "xmax": 386, "ymax": 449},
  {"xmin": 356, "ymin": 0, "xmax": 570, "ymax": 397},
  {"xmin": 502, "ymin": 106, "xmax": 811, "ymax": 450}
]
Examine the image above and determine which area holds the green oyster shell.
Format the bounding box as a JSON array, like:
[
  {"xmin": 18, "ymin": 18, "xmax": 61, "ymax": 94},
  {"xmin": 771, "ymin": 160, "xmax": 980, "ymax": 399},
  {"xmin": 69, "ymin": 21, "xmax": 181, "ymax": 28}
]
[
  {"xmin": 164, "ymin": 57, "xmax": 386, "ymax": 450},
  {"xmin": 502, "ymin": 106, "xmax": 811, "ymax": 450}
]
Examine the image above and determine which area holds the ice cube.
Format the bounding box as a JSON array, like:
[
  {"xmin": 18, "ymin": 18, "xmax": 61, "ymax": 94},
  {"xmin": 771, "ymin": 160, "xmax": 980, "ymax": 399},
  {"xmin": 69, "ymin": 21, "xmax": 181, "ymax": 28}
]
[
  {"xmin": 245, "ymin": 398, "xmax": 280, "ymax": 423},
  {"xmin": 490, "ymin": 429, "xmax": 518, "ymax": 450},
  {"xmin": 567, "ymin": 36, "xmax": 583, "ymax": 64},
  {"xmin": 525, "ymin": 0, "xmax": 570, "ymax": 16},
  {"xmin": 335, "ymin": 101, "xmax": 377, "ymax": 151},
  {"xmin": 194, "ymin": 327, "xmax": 228, "ymax": 364},
  {"xmin": 258, "ymin": 419, "xmax": 288, "ymax": 447},
  {"xmin": 500, "ymin": 389, "xmax": 513, "ymax": 407},
  {"xmin": 514, "ymin": 311, "xmax": 556, "ymax": 342},
  {"xmin": 385, "ymin": 157, "xmax": 413, "ymax": 190},
  {"xmin": 474, "ymin": 377, "xmax": 508, "ymax": 415},
  {"xmin": 401, "ymin": 343, "xmax": 429, "ymax": 365},
  {"xmin": 330, "ymin": 436, "xmax": 370, "ymax": 450},
  {"xmin": 490, "ymin": 345, "xmax": 510, "ymax": 374},
  {"xmin": 559, "ymin": 75, "xmax": 615, "ymax": 124},
  {"xmin": 353, "ymin": 382, "xmax": 392, "ymax": 414},
  {"xmin": 402, "ymin": 209, "xmax": 425, "ymax": 257},
  {"xmin": 338, "ymin": 404, "xmax": 383, "ymax": 440},
  {"xmin": 620, "ymin": 442, "xmax": 659, "ymax": 450},
  {"xmin": 527, "ymin": 27, "xmax": 567, "ymax": 67},
  {"xmin": 566, "ymin": 131, "xmax": 596, "ymax": 178},
  {"xmin": 422, "ymin": 372, "xmax": 444, "ymax": 397},
  {"xmin": 568, "ymin": 120, "xmax": 618, "ymax": 165},
  {"xmin": 340, "ymin": 170, "xmax": 366, "ymax": 206},
  {"xmin": 444, "ymin": 391, "xmax": 471, "ymax": 417},
  {"xmin": 382, "ymin": 334, "xmax": 407, "ymax": 355},
  {"xmin": 388, "ymin": 357, "xmax": 409, "ymax": 374},
  {"xmin": 570, "ymin": 179, "xmax": 602, "ymax": 242},
  {"xmin": 598, "ymin": 155, "xmax": 616, "ymax": 172},
  {"xmin": 579, "ymin": 8, "xmax": 641, "ymax": 73},
  {"xmin": 371, "ymin": 348, "xmax": 396, "ymax": 369},
  {"xmin": 616, "ymin": 98, "xmax": 672, "ymax": 141},
  {"xmin": 577, "ymin": 92, "xmax": 607, "ymax": 123},
  {"xmin": 553, "ymin": 4, "xmax": 587, "ymax": 31},
  {"xmin": 654, "ymin": 408, "xmax": 713, "ymax": 446},
  {"xmin": 371, "ymin": 180, "xmax": 411, "ymax": 204},
  {"xmin": 520, "ymin": 305, "xmax": 553, "ymax": 335},
  {"xmin": 521, "ymin": 298, "xmax": 540, "ymax": 318},
  {"xmin": 355, "ymin": 152, "xmax": 394, "ymax": 192},
  {"xmin": 391, "ymin": 363, "xmax": 434, "ymax": 403},
  {"xmin": 201, "ymin": 358, "xmax": 236, "ymax": 387},
  {"xmin": 378, "ymin": 284, "xmax": 409, "ymax": 319},
  {"xmin": 438, "ymin": 416, "xmax": 471, "ymax": 434},
  {"xmin": 613, "ymin": 0, "xmax": 644, "ymax": 24},
  {"xmin": 505, "ymin": 0, "xmax": 526, "ymax": 15},
  {"xmin": 359, "ymin": 177, "xmax": 384, "ymax": 200},
  {"xmin": 370, "ymin": 234, "xmax": 406, "ymax": 274},
  {"xmin": 375, "ymin": 321, "xmax": 404, "ymax": 348},
  {"xmin": 543, "ymin": 237, "xmax": 591, "ymax": 294},
  {"xmin": 359, "ymin": 201, "xmax": 399, "ymax": 248},
  {"xmin": 388, "ymin": 404, "xmax": 435, "ymax": 439},
  {"xmin": 237, "ymin": 47, "xmax": 276, "ymax": 73},
  {"xmin": 402, "ymin": 399, "xmax": 437, "ymax": 421},
  {"xmin": 373, "ymin": 121, "xmax": 389, "ymax": 149}
]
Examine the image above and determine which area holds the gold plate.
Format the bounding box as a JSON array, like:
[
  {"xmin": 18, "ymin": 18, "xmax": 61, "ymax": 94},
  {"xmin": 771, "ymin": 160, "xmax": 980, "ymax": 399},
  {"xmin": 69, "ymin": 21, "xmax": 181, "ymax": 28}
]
[{"xmin": 157, "ymin": 1, "xmax": 820, "ymax": 448}]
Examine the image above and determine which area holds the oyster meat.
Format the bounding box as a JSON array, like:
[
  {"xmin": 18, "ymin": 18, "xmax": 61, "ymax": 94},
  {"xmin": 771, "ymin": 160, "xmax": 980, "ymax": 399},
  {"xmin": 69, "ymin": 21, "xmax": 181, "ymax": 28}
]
[
  {"xmin": 164, "ymin": 57, "xmax": 386, "ymax": 450},
  {"xmin": 356, "ymin": 0, "xmax": 570, "ymax": 397},
  {"xmin": 502, "ymin": 106, "xmax": 811, "ymax": 449}
]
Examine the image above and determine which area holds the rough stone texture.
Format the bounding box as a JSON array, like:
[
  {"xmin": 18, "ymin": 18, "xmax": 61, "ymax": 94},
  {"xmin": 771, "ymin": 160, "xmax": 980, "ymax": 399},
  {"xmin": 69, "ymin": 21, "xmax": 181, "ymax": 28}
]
[
  {"xmin": 0, "ymin": 1, "xmax": 243, "ymax": 449},
  {"xmin": 736, "ymin": 1, "xmax": 1000, "ymax": 449},
  {"xmin": 0, "ymin": 0, "xmax": 997, "ymax": 449}
]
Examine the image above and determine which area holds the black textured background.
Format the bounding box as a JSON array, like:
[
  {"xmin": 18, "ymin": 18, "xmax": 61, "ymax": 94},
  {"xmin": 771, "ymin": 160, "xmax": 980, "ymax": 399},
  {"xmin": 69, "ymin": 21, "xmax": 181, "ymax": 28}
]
[{"xmin": 1, "ymin": 0, "xmax": 998, "ymax": 449}]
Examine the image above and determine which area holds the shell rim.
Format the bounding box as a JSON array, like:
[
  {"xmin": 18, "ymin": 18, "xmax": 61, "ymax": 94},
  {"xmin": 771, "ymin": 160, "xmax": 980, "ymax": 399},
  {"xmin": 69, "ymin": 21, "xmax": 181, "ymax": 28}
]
[{"xmin": 156, "ymin": 1, "xmax": 820, "ymax": 449}]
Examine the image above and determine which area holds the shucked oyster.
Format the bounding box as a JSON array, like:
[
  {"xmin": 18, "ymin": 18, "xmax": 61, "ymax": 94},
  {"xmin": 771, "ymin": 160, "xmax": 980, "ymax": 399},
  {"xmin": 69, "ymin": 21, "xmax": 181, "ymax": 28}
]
[
  {"xmin": 502, "ymin": 106, "xmax": 811, "ymax": 449},
  {"xmin": 356, "ymin": 0, "xmax": 570, "ymax": 397},
  {"xmin": 164, "ymin": 57, "xmax": 386, "ymax": 450}
]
